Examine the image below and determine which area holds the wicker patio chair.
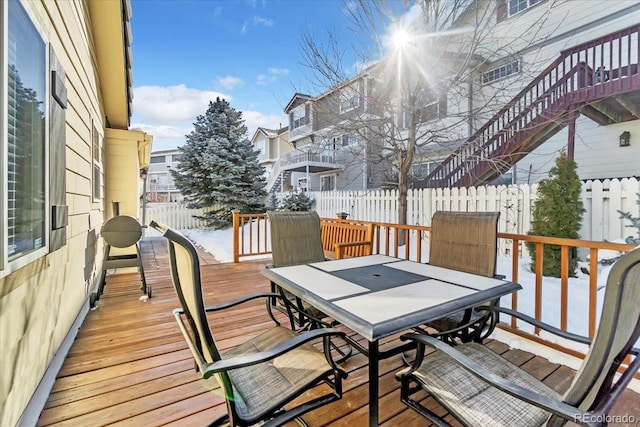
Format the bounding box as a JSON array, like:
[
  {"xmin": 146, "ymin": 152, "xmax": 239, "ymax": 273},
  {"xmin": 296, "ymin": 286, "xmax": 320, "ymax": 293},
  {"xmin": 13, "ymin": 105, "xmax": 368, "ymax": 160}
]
[
  {"xmin": 397, "ymin": 246, "xmax": 640, "ymax": 427},
  {"xmin": 424, "ymin": 211, "xmax": 502, "ymax": 343},
  {"xmin": 150, "ymin": 221, "xmax": 347, "ymax": 427}
]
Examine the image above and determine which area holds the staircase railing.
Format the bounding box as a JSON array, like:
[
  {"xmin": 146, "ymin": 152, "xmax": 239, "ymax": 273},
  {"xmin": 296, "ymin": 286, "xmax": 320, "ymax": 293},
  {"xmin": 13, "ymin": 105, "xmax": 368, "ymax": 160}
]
[
  {"xmin": 266, "ymin": 158, "xmax": 282, "ymax": 193},
  {"xmin": 425, "ymin": 23, "xmax": 640, "ymax": 188}
]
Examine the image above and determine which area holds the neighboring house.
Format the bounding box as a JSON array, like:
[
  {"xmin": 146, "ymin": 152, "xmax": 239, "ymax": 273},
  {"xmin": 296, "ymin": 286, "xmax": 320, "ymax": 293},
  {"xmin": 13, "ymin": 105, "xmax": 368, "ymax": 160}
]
[
  {"xmin": 270, "ymin": 1, "xmax": 640, "ymax": 193},
  {"xmin": 419, "ymin": 0, "xmax": 640, "ymax": 187},
  {"xmin": 268, "ymin": 86, "xmax": 388, "ymax": 194},
  {"xmin": 0, "ymin": 1, "xmax": 152, "ymax": 425},
  {"xmin": 147, "ymin": 149, "xmax": 184, "ymax": 203},
  {"xmin": 249, "ymin": 126, "xmax": 293, "ymax": 191}
]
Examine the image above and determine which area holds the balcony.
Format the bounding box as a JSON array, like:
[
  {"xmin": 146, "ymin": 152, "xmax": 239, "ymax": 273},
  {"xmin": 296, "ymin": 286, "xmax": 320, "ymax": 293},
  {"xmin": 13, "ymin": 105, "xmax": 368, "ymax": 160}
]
[
  {"xmin": 37, "ymin": 229, "xmax": 640, "ymax": 425},
  {"xmin": 266, "ymin": 148, "xmax": 345, "ymax": 193}
]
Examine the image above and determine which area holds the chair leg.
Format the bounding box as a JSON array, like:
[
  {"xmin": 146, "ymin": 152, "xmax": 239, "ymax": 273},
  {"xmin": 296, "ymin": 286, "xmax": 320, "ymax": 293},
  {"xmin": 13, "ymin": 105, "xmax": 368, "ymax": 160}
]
[{"xmin": 136, "ymin": 243, "xmax": 151, "ymax": 298}]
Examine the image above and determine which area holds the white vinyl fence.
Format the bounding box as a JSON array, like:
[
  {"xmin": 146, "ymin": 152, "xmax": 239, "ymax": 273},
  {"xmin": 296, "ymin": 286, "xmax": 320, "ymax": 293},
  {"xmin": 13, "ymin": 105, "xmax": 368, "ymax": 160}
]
[
  {"xmin": 143, "ymin": 178, "xmax": 639, "ymax": 244},
  {"xmin": 313, "ymin": 178, "xmax": 640, "ymax": 243},
  {"xmin": 144, "ymin": 203, "xmax": 214, "ymax": 235}
]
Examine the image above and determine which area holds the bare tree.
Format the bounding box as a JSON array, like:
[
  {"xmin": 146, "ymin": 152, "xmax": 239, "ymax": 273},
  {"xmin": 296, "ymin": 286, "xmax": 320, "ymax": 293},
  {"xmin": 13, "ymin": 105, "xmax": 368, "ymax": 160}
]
[{"xmin": 298, "ymin": 0, "xmax": 560, "ymax": 230}]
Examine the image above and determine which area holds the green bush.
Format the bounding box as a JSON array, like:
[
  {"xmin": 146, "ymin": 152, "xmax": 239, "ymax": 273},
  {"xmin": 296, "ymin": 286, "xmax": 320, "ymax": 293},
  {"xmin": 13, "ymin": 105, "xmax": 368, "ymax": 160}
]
[
  {"xmin": 618, "ymin": 192, "xmax": 640, "ymax": 246},
  {"xmin": 526, "ymin": 152, "xmax": 585, "ymax": 277},
  {"xmin": 265, "ymin": 193, "xmax": 280, "ymax": 211},
  {"xmin": 280, "ymin": 191, "xmax": 313, "ymax": 211}
]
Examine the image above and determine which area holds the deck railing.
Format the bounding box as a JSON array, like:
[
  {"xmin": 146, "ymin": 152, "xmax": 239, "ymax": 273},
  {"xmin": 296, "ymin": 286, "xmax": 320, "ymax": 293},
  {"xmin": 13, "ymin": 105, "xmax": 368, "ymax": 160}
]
[{"xmin": 231, "ymin": 211, "xmax": 637, "ymax": 359}]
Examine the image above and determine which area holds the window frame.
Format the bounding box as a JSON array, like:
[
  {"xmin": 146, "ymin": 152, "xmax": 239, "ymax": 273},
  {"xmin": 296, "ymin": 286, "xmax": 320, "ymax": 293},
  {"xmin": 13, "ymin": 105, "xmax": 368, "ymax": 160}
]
[
  {"xmin": 508, "ymin": 0, "xmax": 542, "ymax": 17},
  {"xmin": 397, "ymin": 88, "xmax": 445, "ymax": 129},
  {"xmin": 341, "ymin": 133, "xmax": 358, "ymax": 148},
  {"xmin": 320, "ymin": 174, "xmax": 336, "ymax": 192},
  {"xmin": 91, "ymin": 121, "xmax": 102, "ymax": 202},
  {"xmin": 1, "ymin": 0, "xmax": 50, "ymax": 275},
  {"xmin": 150, "ymin": 156, "xmax": 165, "ymax": 164},
  {"xmin": 482, "ymin": 59, "xmax": 521, "ymax": 84},
  {"xmin": 411, "ymin": 161, "xmax": 438, "ymax": 180},
  {"xmin": 339, "ymin": 86, "xmax": 361, "ymax": 114}
]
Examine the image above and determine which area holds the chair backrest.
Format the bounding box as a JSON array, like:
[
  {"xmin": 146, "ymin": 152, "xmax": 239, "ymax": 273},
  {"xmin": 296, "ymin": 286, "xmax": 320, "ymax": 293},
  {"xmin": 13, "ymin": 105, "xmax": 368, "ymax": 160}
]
[
  {"xmin": 268, "ymin": 210, "xmax": 326, "ymax": 267},
  {"xmin": 149, "ymin": 221, "xmax": 236, "ymax": 409},
  {"xmin": 550, "ymin": 247, "xmax": 640, "ymax": 424},
  {"xmin": 152, "ymin": 222, "xmax": 222, "ymax": 364},
  {"xmin": 429, "ymin": 211, "xmax": 500, "ymax": 277}
]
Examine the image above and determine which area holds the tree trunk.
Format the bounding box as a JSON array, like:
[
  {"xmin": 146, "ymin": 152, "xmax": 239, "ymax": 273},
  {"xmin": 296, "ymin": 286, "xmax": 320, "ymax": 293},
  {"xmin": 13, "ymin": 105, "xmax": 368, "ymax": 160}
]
[{"xmin": 396, "ymin": 107, "xmax": 417, "ymax": 246}]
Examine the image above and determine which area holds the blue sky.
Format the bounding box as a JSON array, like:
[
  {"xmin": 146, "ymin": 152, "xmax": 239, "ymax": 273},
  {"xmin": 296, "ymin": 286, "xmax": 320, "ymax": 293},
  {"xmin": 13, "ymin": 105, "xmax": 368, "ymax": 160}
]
[{"xmin": 129, "ymin": 0, "xmax": 385, "ymax": 152}]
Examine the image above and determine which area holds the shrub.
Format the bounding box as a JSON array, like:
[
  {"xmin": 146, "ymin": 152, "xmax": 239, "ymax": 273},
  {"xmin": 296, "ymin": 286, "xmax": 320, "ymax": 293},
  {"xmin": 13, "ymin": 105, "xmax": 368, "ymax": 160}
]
[
  {"xmin": 280, "ymin": 191, "xmax": 313, "ymax": 211},
  {"xmin": 526, "ymin": 152, "xmax": 585, "ymax": 277},
  {"xmin": 618, "ymin": 192, "xmax": 640, "ymax": 246}
]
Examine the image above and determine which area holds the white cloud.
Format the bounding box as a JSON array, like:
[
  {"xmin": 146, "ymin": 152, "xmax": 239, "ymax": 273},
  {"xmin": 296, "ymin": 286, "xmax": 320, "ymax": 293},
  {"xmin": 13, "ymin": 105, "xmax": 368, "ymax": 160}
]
[
  {"xmin": 216, "ymin": 75, "xmax": 244, "ymax": 90},
  {"xmin": 131, "ymin": 122, "xmax": 191, "ymax": 151},
  {"xmin": 253, "ymin": 16, "xmax": 273, "ymax": 27},
  {"xmin": 256, "ymin": 73, "xmax": 269, "ymax": 85},
  {"xmin": 241, "ymin": 15, "xmax": 274, "ymax": 34},
  {"xmin": 256, "ymin": 67, "xmax": 290, "ymax": 85},
  {"xmin": 268, "ymin": 67, "xmax": 290, "ymax": 76},
  {"xmin": 133, "ymin": 84, "xmax": 230, "ymax": 123},
  {"xmin": 241, "ymin": 110, "xmax": 289, "ymax": 138}
]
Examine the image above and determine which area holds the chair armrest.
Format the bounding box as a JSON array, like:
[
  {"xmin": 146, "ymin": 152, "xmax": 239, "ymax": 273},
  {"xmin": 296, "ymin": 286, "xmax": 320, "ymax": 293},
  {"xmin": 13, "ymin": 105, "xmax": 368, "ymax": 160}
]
[
  {"xmin": 201, "ymin": 328, "xmax": 347, "ymax": 379},
  {"xmin": 334, "ymin": 240, "xmax": 373, "ymax": 259},
  {"xmin": 483, "ymin": 306, "xmax": 592, "ymax": 345},
  {"xmin": 201, "ymin": 292, "xmax": 282, "ymax": 312},
  {"xmin": 399, "ymin": 333, "xmax": 593, "ymax": 423},
  {"xmin": 334, "ymin": 240, "xmax": 372, "ymax": 249}
]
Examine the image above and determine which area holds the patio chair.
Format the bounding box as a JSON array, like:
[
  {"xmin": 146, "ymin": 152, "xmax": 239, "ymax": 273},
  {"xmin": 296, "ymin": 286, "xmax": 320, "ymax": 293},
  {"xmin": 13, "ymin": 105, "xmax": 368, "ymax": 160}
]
[
  {"xmin": 397, "ymin": 246, "xmax": 640, "ymax": 427},
  {"xmin": 424, "ymin": 211, "xmax": 502, "ymax": 343},
  {"xmin": 268, "ymin": 210, "xmax": 356, "ymax": 361},
  {"xmin": 150, "ymin": 220, "xmax": 347, "ymax": 427},
  {"xmin": 267, "ymin": 210, "xmax": 328, "ymax": 329}
]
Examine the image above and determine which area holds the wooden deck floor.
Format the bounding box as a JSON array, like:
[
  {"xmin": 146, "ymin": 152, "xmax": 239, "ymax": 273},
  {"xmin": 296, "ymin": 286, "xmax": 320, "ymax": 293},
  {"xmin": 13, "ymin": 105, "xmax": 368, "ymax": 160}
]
[{"xmin": 38, "ymin": 237, "xmax": 640, "ymax": 426}]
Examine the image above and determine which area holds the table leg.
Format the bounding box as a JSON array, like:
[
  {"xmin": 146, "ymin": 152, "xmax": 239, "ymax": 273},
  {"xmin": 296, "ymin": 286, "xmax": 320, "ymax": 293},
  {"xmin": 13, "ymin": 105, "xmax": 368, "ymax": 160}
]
[{"xmin": 368, "ymin": 340, "xmax": 379, "ymax": 427}]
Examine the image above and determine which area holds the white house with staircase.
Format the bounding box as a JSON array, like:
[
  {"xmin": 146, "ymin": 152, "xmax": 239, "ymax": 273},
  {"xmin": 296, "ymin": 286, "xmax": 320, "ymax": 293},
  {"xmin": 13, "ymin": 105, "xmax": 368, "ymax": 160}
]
[{"xmin": 266, "ymin": 1, "xmax": 640, "ymax": 195}]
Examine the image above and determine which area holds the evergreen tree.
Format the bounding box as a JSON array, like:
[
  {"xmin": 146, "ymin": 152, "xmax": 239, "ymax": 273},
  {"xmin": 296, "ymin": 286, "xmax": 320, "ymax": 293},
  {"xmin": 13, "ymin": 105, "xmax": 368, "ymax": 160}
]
[
  {"xmin": 265, "ymin": 193, "xmax": 280, "ymax": 211},
  {"xmin": 280, "ymin": 191, "xmax": 313, "ymax": 211},
  {"xmin": 172, "ymin": 97, "xmax": 266, "ymax": 228},
  {"xmin": 526, "ymin": 152, "xmax": 585, "ymax": 277},
  {"xmin": 618, "ymin": 192, "xmax": 640, "ymax": 246}
]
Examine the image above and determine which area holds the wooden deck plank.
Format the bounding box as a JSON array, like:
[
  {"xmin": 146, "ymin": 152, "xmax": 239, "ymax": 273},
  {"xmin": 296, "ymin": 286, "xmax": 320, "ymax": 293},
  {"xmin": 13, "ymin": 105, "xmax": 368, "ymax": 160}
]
[{"xmin": 38, "ymin": 237, "xmax": 640, "ymax": 426}]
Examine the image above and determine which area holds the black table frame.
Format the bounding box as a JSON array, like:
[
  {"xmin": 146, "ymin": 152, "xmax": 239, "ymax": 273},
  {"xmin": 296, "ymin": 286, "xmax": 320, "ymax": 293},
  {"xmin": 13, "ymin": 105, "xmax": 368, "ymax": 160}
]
[{"xmin": 262, "ymin": 255, "xmax": 521, "ymax": 426}]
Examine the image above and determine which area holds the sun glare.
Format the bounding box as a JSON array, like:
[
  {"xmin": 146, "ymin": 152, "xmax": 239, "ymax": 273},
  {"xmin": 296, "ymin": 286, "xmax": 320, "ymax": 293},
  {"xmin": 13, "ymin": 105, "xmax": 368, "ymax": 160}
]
[{"xmin": 392, "ymin": 29, "xmax": 410, "ymax": 49}]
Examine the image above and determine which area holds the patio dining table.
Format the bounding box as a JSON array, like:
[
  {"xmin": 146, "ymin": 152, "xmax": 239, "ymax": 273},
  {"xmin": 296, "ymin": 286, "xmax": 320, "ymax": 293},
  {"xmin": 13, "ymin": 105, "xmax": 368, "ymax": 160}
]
[{"xmin": 262, "ymin": 254, "xmax": 521, "ymax": 426}]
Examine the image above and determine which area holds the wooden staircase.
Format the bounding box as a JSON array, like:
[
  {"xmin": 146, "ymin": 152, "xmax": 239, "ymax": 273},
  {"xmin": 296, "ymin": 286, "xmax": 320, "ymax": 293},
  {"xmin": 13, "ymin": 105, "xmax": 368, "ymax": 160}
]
[{"xmin": 425, "ymin": 24, "xmax": 640, "ymax": 188}]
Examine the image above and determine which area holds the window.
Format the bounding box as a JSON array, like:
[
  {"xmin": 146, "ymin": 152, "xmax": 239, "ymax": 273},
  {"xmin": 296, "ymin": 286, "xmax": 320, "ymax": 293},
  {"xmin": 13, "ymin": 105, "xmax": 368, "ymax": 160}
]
[
  {"xmin": 339, "ymin": 86, "xmax": 361, "ymax": 113},
  {"xmin": 297, "ymin": 177, "xmax": 308, "ymax": 192},
  {"xmin": 255, "ymin": 140, "xmax": 266, "ymax": 156},
  {"xmin": 341, "ymin": 134, "xmax": 357, "ymax": 147},
  {"xmin": 482, "ymin": 60, "xmax": 521, "ymax": 84},
  {"xmin": 320, "ymin": 175, "xmax": 335, "ymax": 192},
  {"xmin": 396, "ymin": 89, "xmax": 446, "ymax": 129},
  {"xmin": 150, "ymin": 156, "xmax": 165, "ymax": 164},
  {"xmin": 289, "ymin": 103, "xmax": 310, "ymax": 130},
  {"xmin": 2, "ymin": 0, "xmax": 48, "ymax": 269},
  {"xmin": 412, "ymin": 161, "xmax": 438, "ymax": 179},
  {"xmin": 508, "ymin": 0, "xmax": 542, "ymax": 17},
  {"xmin": 92, "ymin": 122, "xmax": 102, "ymax": 201},
  {"xmin": 171, "ymin": 154, "xmax": 182, "ymax": 162}
]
